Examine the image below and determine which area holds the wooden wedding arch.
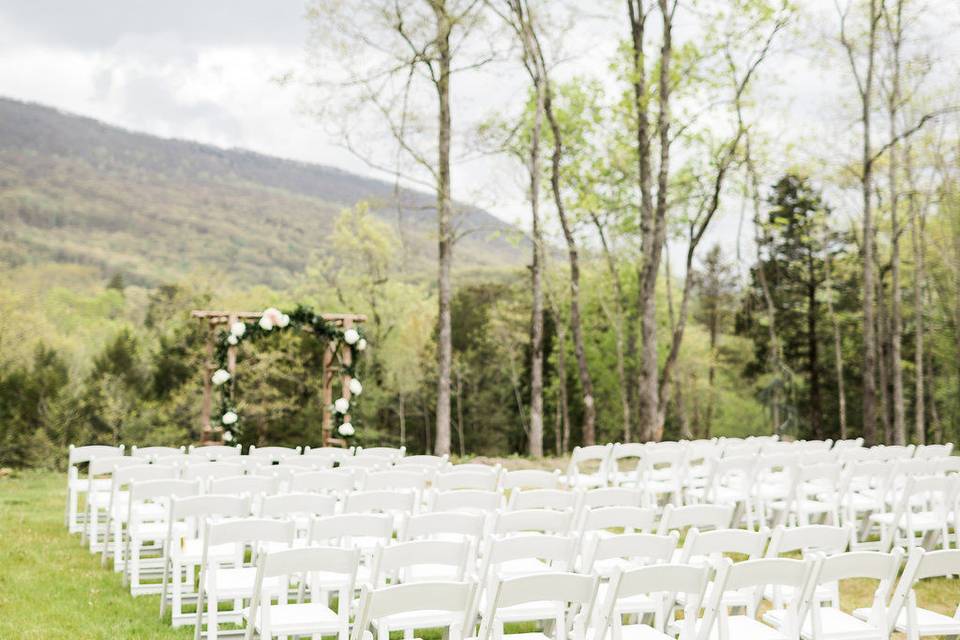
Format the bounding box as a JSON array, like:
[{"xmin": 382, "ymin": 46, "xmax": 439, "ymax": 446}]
[{"xmin": 191, "ymin": 309, "xmax": 366, "ymax": 447}]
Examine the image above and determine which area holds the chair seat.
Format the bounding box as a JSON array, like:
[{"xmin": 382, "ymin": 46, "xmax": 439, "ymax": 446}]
[
  {"xmin": 869, "ymin": 605, "xmax": 960, "ymax": 636},
  {"xmin": 129, "ymin": 521, "xmax": 187, "ymax": 541},
  {"xmin": 496, "ymin": 558, "xmax": 552, "ymax": 579},
  {"xmin": 205, "ymin": 568, "xmax": 283, "ymax": 599},
  {"xmin": 704, "ymin": 615, "xmax": 789, "ymax": 640},
  {"xmin": 613, "ymin": 623, "xmax": 674, "ymax": 640},
  {"xmin": 765, "ymin": 606, "xmax": 883, "ymax": 640},
  {"xmin": 487, "ymin": 599, "xmax": 565, "ymax": 624},
  {"xmin": 72, "ymin": 478, "xmax": 112, "ymax": 492},
  {"xmin": 173, "ymin": 539, "xmax": 239, "ymax": 564},
  {"xmin": 244, "ymin": 602, "xmax": 341, "ymax": 634},
  {"xmin": 374, "ymin": 608, "xmax": 463, "ymax": 631}
]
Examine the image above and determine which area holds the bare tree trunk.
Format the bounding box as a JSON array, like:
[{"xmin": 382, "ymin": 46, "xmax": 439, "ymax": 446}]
[
  {"xmin": 540, "ymin": 70, "xmax": 596, "ymax": 447},
  {"xmin": 839, "ymin": 0, "xmax": 880, "ymax": 445},
  {"xmin": 399, "ymin": 390, "xmax": 406, "ymax": 446},
  {"xmin": 552, "ymin": 303, "xmax": 572, "ymax": 453},
  {"xmin": 910, "ymin": 190, "xmax": 926, "ymax": 444},
  {"xmin": 807, "ymin": 252, "xmax": 823, "ymax": 439},
  {"xmin": 433, "ymin": 3, "xmax": 454, "ymax": 456},
  {"xmin": 455, "ymin": 368, "xmax": 466, "ymax": 457},
  {"xmin": 589, "ymin": 212, "xmax": 632, "ymax": 443},
  {"xmin": 878, "ymin": 271, "xmax": 892, "ymax": 444},
  {"xmin": 825, "ymin": 251, "xmax": 847, "ymax": 439},
  {"xmin": 747, "ymin": 134, "xmax": 783, "ymax": 435},
  {"xmin": 628, "ymin": 0, "xmax": 674, "ymax": 442},
  {"xmin": 527, "ymin": 78, "xmax": 545, "ymax": 458},
  {"xmin": 500, "ymin": 0, "xmax": 547, "ymax": 457},
  {"xmin": 886, "ymin": 0, "xmax": 906, "ymax": 445}
]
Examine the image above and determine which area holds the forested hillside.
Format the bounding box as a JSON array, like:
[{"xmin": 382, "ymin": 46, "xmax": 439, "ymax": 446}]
[{"xmin": 0, "ymin": 98, "xmax": 525, "ymax": 288}]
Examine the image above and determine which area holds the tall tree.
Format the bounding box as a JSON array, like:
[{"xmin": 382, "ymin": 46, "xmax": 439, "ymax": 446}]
[
  {"xmin": 491, "ymin": 0, "xmax": 547, "ymax": 456},
  {"xmin": 837, "ymin": 0, "xmax": 883, "ymax": 443},
  {"xmin": 626, "ymin": 0, "xmax": 675, "ymax": 441},
  {"xmin": 694, "ymin": 245, "xmax": 738, "ymax": 438},
  {"xmin": 307, "ymin": 0, "xmax": 490, "ymax": 455}
]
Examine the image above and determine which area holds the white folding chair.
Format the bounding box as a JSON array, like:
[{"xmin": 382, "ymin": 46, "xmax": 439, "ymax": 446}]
[
  {"xmin": 187, "ymin": 444, "xmax": 242, "ymax": 461},
  {"xmin": 364, "ymin": 469, "xmax": 430, "ymax": 497},
  {"xmin": 356, "ymin": 445, "xmax": 406, "ymax": 462},
  {"xmin": 352, "ymin": 581, "xmax": 474, "ymax": 640},
  {"xmin": 181, "ymin": 462, "xmax": 245, "ymax": 488},
  {"xmin": 431, "ymin": 489, "xmax": 503, "ymax": 514},
  {"xmin": 81, "ymin": 456, "xmax": 141, "ymax": 548},
  {"xmin": 763, "ymin": 525, "xmax": 851, "ymax": 609},
  {"xmin": 160, "ymin": 494, "xmax": 251, "ymax": 626},
  {"xmin": 769, "ymin": 463, "xmax": 842, "ymax": 528},
  {"xmin": 677, "ymin": 527, "xmax": 769, "ymax": 616},
  {"xmin": 289, "ymin": 468, "xmax": 357, "ymax": 496},
  {"xmin": 65, "ymin": 444, "xmax": 124, "ymax": 533},
  {"xmin": 593, "ymin": 564, "xmax": 710, "ymax": 640},
  {"xmin": 397, "ymin": 453, "xmax": 450, "ymax": 470},
  {"xmin": 400, "ymin": 511, "xmax": 486, "ymax": 548},
  {"xmin": 563, "ymin": 444, "xmax": 613, "ymax": 489},
  {"xmin": 259, "ymin": 492, "xmax": 337, "ymax": 538},
  {"xmin": 435, "ymin": 469, "xmax": 502, "ymax": 492},
  {"xmin": 914, "ymin": 443, "xmax": 954, "ymax": 459},
  {"xmin": 607, "ymin": 443, "xmax": 646, "ymax": 487},
  {"xmin": 687, "ymin": 455, "xmax": 757, "ymax": 529},
  {"xmin": 631, "ymin": 448, "xmax": 686, "ymax": 507},
  {"xmin": 123, "ymin": 478, "xmax": 199, "ymax": 594},
  {"xmin": 875, "ymin": 547, "xmax": 960, "ymax": 640},
  {"xmin": 873, "ymin": 476, "xmax": 957, "ymax": 552},
  {"xmin": 493, "ymin": 508, "xmax": 573, "ymax": 536},
  {"xmin": 344, "ymin": 489, "xmax": 417, "ymax": 527},
  {"xmin": 131, "ymin": 445, "xmax": 186, "ymax": 460},
  {"xmin": 768, "ymin": 549, "xmax": 904, "ymax": 640},
  {"xmin": 656, "ymin": 503, "xmax": 733, "ymax": 536},
  {"xmin": 247, "ymin": 445, "xmax": 302, "ymax": 463},
  {"xmin": 209, "ymin": 474, "xmax": 279, "ymax": 497},
  {"xmin": 579, "ymin": 531, "xmax": 678, "ymax": 579},
  {"xmin": 370, "ymin": 538, "xmax": 471, "ymax": 586},
  {"xmin": 706, "ymin": 557, "xmax": 814, "ymax": 640},
  {"xmin": 476, "ymin": 572, "xmax": 599, "ymax": 640},
  {"xmin": 244, "ymin": 545, "xmax": 360, "ymax": 640},
  {"xmin": 507, "ymin": 488, "xmax": 579, "ymax": 512},
  {"xmin": 194, "ymin": 518, "xmax": 296, "ymax": 640},
  {"xmin": 303, "ymin": 445, "xmax": 354, "ymax": 465},
  {"xmin": 501, "ymin": 469, "xmax": 562, "ymax": 491},
  {"xmin": 101, "ymin": 463, "xmax": 178, "ymax": 564},
  {"xmin": 308, "ymin": 513, "xmax": 394, "ymax": 584}
]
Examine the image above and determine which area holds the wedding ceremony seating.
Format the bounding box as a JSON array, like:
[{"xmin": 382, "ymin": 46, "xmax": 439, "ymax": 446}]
[{"xmin": 61, "ymin": 436, "xmax": 959, "ymax": 640}]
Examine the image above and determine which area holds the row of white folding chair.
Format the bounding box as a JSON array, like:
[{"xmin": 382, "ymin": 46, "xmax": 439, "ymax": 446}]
[
  {"xmin": 237, "ymin": 537, "xmax": 958, "ymax": 640},
  {"xmin": 65, "ymin": 444, "xmax": 126, "ymax": 533}
]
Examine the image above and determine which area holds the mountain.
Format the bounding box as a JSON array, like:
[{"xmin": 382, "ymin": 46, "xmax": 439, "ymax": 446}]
[{"xmin": 0, "ymin": 98, "xmax": 527, "ymax": 288}]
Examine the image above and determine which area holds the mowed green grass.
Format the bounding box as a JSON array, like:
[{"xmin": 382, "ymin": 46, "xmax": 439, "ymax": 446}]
[
  {"xmin": 0, "ymin": 471, "xmax": 192, "ymax": 640},
  {"xmin": 2, "ymin": 470, "xmax": 960, "ymax": 639}
]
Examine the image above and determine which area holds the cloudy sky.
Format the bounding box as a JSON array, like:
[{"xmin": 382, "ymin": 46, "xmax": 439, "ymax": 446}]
[{"xmin": 1, "ymin": 0, "xmax": 957, "ymax": 263}]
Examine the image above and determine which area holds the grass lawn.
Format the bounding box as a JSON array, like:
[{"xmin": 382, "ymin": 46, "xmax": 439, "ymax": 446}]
[
  {"xmin": 0, "ymin": 471, "xmax": 192, "ymax": 639},
  {"xmin": 2, "ymin": 469, "xmax": 959, "ymax": 639}
]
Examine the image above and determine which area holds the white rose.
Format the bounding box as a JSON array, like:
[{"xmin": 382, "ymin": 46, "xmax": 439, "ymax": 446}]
[
  {"xmin": 222, "ymin": 430, "xmax": 234, "ymax": 442},
  {"xmin": 343, "ymin": 328, "xmax": 360, "ymax": 345},
  {"xmin": 263, "ymin": 307, "xmax": 283, "ymax": 325},
  {"xmin": 357, "ymin": 338, "xmax": 367, "ymax": 351},
  {"xmin": 258, "ymin": 315, "xmax": 274, "ymax": 331},
  {"xmin": 222, "ymin": 411, "xmax": 238, "ymax": 425},
  {"xmin": 277, "ymin": 313, "xmax": 290, "ymax": 328},
  {"xmin": 211, "ymin": 369, "xmax": 231, "ymax": 386},
  {"xmin": 338, "ymin": 422, "xmax": 355, "ymax": 437},
  {"xmin": 227, "ymin": 334, "xmax": 239, "ymax": 345},
  {"xmin": 333, "ymin": 398, "xmax": 350, "ymax": 414},
  {"xmin": 230, "ymin": 321, "xmax": 246, "ymax": 337},
  {"xmin": 348, "ymin": 378, "xmax": 363, "ymax": 396}
]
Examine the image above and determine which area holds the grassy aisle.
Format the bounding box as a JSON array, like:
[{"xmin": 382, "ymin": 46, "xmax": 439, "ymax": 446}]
[{"xmin": 0, "ymin": 471, "xmax": 191, "ymax": 639}]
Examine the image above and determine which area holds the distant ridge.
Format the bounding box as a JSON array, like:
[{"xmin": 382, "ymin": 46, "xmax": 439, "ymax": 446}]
[{"xmin": 0, "ymin": 97, "xmax": 526, "ymax": 287}]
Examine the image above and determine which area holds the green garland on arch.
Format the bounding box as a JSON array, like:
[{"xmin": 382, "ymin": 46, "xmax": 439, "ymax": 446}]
[{"xmin": 211, "ymin": 304, "xmax": 367, "ymax": 441}]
